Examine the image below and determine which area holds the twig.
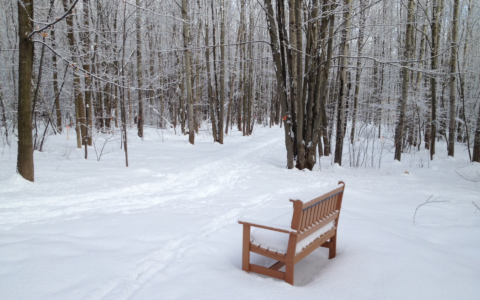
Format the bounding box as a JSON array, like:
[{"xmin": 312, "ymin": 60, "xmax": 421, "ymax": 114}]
[
  {"xmin": 27, "ymin": 0, "xmax": 80, "ymax": 39},
  {"xmin": 93, "ymin": 133, "xmax": 116, "ymax": 161},
  {"xmin": 455, "ymin": 165, "xmax": 480, "ymax": 182},
  {"xmin": 413, "ymin": 195, "xmax": 448, "ymax": 225},
  {"xmin": 473, "ymin": 202, "xmax": 480, "ymax": 215}
]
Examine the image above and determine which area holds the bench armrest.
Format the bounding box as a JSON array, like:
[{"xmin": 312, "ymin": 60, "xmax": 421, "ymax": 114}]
[{"xmin": 238, "ymin": 218, "xmax": 297, "ymax": 234}]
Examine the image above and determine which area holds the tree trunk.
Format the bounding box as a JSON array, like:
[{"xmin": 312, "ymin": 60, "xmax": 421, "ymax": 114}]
[
  {"xmin": 321, "ymin": 6, "xmax": 335, "ymax": 157},
  {"xmin": 430, "ymin": 0, "xmax": 444, "ymax": 160},
  {"xmin": 63, "ymin": 0, "xmax": 86, "ymax": 148},
  {"xmin": 182, "ymin": 0, "xmax": 195, "ymax": 144},
  {"xmin": 136, "ymin": 0, "xmax": 144, "ymax": 139},
  {"xmin": 264, "ymin": 0, "xmax": 294, "ymax": 168},
  {"xmin": 218, "ymin": 0, "xmax": 225, "ymax": 143},
  {"xmin": 473, "ymin": 103, "xmax": 480, "ymax": 162},
  {"xmin": 17, "ymin": 0, "xmax": 34, "ymax": 182},
  {"xmin": 447, "ymin": 0, "xmax": 459, "ymax": 157},
  {"xmin": 121, "ymin": 0, "xmax": 129, "ymax": 166},
  {"xmin": 204, "ymin": 18, "xmax": 218, "ymax": 142},
  {"xmin": 350, "ymin": 0, "xmax": 365, "ymax": 144},
  {"xmin": 334, "ymin": 0, "xmax": 351, "ymax": 166},
  {"xmin": 82, "ymin": 0, "xmax": 92, "ymax": 146},
  {"xmin": 51, "ymin": 28, "xmax": 62, "ymax": 133},
  {"xmin": 394, "ymin": 0, "xmax": 415, "ymax": 161}
]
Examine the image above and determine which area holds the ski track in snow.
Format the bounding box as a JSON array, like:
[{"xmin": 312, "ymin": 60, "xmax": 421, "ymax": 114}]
[
  {"xmin": 0, "ymin": 133, "xmax": 282, "ymax": 230},
  {"xmin": 95, "ymin": 139, "xmax": 286, "ymax": 300}
]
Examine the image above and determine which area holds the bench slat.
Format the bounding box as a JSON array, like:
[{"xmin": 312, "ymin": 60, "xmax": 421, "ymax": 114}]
[
  {"xmin": 302, "ymin": 209, "xmax": 310, "ymax": 230},
  {"xmin": 325, "ymin": 198, "xmax": 332, "ymax": 220},
  {"xmin": 296, "ymin": 211, "xmax": 338, "ymax": 243},
  {"xmin": 250, "ymin": 244, "xmax": 287, "ymax": 262},
  {"xmin": 308, "ymin": 204, "xmax": 316, "ymax": 227},
  {"xmin": 318, "ymin": 201, "xmax": 326, "ymax": 223},
  {"xmin": 330, "ymin": 196, "xmax": 337, "ymax": 216},
  {"xmin": 310, "ymin": 203, "xmax": 319, "ymax": 227},
  {"xmin": 302, "ymin": 184, "xmax": 344, "ymax": 210}
]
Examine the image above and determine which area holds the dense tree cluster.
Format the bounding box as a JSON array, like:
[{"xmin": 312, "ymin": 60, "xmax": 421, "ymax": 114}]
[{"xmin": 1, "ymin": 0, "xmax": 480, "ymax": 181}]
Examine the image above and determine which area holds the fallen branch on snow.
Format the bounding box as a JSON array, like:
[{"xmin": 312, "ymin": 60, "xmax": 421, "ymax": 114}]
[{"xmin": 413, "ymin": 195, "xmax": 449, "ymax": 225}]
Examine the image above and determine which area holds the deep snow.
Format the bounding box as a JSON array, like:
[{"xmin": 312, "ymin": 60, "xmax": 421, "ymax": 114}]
[{"xmin": 1, "ymin": 125, "xmax": 479, "ymax": 300}]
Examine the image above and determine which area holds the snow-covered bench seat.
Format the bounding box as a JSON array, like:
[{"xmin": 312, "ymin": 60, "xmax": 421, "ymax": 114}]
[{"xmin": 238, "ymin": 181, "xmax": 346, "ymax": 285}]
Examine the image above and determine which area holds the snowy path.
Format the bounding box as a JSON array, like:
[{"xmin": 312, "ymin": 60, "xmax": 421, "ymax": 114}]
[{"xmin": 1, "ymin": 127, "xmax": 479, "ymax": 299}]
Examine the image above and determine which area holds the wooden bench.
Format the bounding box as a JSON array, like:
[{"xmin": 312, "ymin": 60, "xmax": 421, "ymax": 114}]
[{"xmin": 238, "ymin": 181, "xmax": 345, "ymax": 285}]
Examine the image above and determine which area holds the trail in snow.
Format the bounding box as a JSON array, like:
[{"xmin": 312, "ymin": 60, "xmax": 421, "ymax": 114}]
[{"xmin": 0, "ymin": 126, "xmax": 479, "ymax": 300}]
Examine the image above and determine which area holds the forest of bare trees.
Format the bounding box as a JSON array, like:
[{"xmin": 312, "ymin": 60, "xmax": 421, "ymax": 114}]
[{"xmin": 2, "ymin": 0, "xmax": 480, "ymax": 181}]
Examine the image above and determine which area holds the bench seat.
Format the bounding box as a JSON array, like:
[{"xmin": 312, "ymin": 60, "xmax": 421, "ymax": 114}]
[{"xmin": 249, "ymin": 212, "xmax": 335, "ymax": 255}]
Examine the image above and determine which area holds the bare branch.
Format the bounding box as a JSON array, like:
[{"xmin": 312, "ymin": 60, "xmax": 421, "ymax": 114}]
[{"xmin": 27, "ymin": 0, "xmax": 80, "ymax": 39}]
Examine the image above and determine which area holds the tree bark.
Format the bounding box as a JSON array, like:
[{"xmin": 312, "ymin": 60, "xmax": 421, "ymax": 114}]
[
  {"xmin": 51, "ymin": 27, "xmax": 62, "ymax": 133},
  {"xmin": 17, "ymin": 0, "xmax": 35, "ymax": 181},
  {"xmin": 473, "ymin": 101, "xmax": 480, "ymax": 162},
  {"xmin": 334, "ymin": 0, "xmax": 351, "ymax": 166},
  {"xmin": 321, "ymin": 7, "xmax": 335, "ymax": 157},
  {"xmin": 182, "ymin": 0, "xmax": 195, "ymax": 144},
  {"xmin": 63, "ymin": 0, "xmax": 85, "ymax": 149},
  {"xmin": 447, "ymin": 0, "xmax": 459, "ymax": 157},
  {"xmin": 218, "ymin": 0, "xmax": 225, "ymax": 143},
  {"xmin": 136, "ymin": 0, "xmax": 144, "ymax": 139},
  {"xmin": 430, "ymin": 0, "xmax": 444, "ymax": 160},
  {"xmin": 394, "ymin": 0, "xmax": 415, "ymax": 161},
  {"xmin": 350, "ymin": 0, "xmax": 365, "ymax": 144},
  {"xmin": 82, "ymin": 0, "xmax": 92, "ymax": 146},
  {"xmin": 204, "ymin": 17, "xmax": 218, "ymax": 142}
]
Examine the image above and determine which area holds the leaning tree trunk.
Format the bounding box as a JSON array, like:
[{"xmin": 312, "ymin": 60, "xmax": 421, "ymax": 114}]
[
  {"xmin": 17, "ymin": 0, "xmax": 35, "ymax": 182},
  {"xmin": 394, "ymin": 0, "xmax": 415, "ymax": 161}
]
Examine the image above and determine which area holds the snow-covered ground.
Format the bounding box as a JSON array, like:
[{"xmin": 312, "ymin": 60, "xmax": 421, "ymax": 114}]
[{"xmin": 1, "ymin": 125, "xmax": 479, "ymax": 300}]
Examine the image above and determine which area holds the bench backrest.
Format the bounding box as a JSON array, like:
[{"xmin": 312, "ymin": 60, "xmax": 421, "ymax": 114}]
[{"xmin": 289, "ymin": 181, "xmax": 345, "ymax": 242}]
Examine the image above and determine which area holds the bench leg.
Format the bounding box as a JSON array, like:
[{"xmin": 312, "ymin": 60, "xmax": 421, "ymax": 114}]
[
  {"xmin": 285, "ymin": 233, "xmax": 297, "ymax": 285},
  {"xmin": 285, "ymin": 263, "xmax": 294, "ymax": 285},
  {"xmin": 242, "ymin": 225, "xmax": 250, "ymax": 272},
  {"xmin": 329, "ymin": 234, "xmax": 337, "ymax": 259}
]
